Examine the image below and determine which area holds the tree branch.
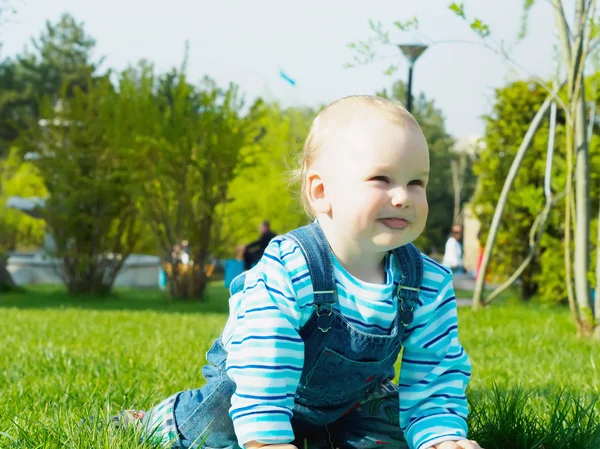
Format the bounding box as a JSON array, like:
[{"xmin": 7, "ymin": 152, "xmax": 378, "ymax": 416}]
[
  {"xmin": 472, "ymin": 86, "xmax": 563, "ymax": 309},
  {"xmin": 552, "ymin": 0, "xmax": 574, "ymax": 69},
  {"xmin": 483, "ymin": 101, "xmax": 560, "ymax": 306}
]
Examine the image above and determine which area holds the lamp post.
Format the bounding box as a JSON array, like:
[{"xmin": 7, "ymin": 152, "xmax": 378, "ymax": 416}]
[{"xmin": 398, "ymin": 44, "xmax": 428, "ymax": 113}]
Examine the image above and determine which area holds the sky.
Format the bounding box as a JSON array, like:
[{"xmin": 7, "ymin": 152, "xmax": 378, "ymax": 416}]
[{"xmin": 2, "ymin": 0, "xmax": 557, "ymax": 139}]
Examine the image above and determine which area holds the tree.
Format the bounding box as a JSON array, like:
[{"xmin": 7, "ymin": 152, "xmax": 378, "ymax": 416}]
[
  {"xmin": 0, "ymin": 13, "xmax": 101, "ymax": 159},
  {"xmin": 475, "ymin": 81, "xmax": 560, "ymax": 301},
  {"xmin": 378, "ymin": 80, "xmax": 475, "ymax": 253},
  {"xmin": 23, "ymin": 76, "xmax": 145, "ymax": 295},
  {"xmin": 127, "ymin": 64, "xmax": 266, "ymax": 299},
  {"xmin": 218, "ymin": 104, "xmax": 314, "ymax": 256},
  {"xmin": 0, "ymin": 11, "xmax": 101, "ymax": 291},
  {"xmin": 550, "ymin": 0, "xmax": 597, "ymax": 337},
  {"xmin": 473, "ymin": 78, "xmax": 600, "ymax": 308},
  {"xmin": 447, "ymin": 1, "xmax": 599, "ymax": 336}
]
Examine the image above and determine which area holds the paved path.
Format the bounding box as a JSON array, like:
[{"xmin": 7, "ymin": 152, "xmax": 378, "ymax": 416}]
[
  {"xmin": 450, "ymin": 273, "xmax": 496, "ymax": 308},
  {"xmin": 456, "ymin": 298, "xmax": 471, "ymax": 308}
]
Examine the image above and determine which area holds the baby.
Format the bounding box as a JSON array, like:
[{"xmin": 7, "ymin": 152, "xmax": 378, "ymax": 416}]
[{"xmin": 128, "ymin": 95, "xmax": 480, "ymax": 449}]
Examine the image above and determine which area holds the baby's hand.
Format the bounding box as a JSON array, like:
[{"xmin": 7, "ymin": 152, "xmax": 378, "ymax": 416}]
[{"xmin": 426, "ymin": 440, "xmax": 482, "ymax": 449}]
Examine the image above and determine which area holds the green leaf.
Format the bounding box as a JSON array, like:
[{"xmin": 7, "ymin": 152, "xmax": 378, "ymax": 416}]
[
  {"xmin": 383, "ymin": 64, "xmax": 399, "ymax": 76},
  {"xmin": 449, "ymin": 2, "xmax": 466, "ymax": 19},
  {"xmin": 393, "ymin": 17, "xmax": 419, "ymax": 32},
  {"xmin": 518, "ymin": 0, "xmax": 536, "ymax": 40},
  {"xmin": 470, "ymin": 18, "xmax": 491, "ymax": 38},
  {"xmin": 369, "ymin": 19, "xmax": 390, "ymax": 44}
]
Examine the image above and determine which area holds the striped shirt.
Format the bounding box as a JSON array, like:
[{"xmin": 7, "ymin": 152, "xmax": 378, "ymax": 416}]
[{"xmin": 222, "ymin": 236, "xmax": 471, "ymax": 449}]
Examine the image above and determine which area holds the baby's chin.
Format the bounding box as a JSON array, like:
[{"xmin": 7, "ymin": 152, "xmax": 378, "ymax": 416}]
[{"xmin": 370, "ymin": 233, "xmax": 415, "ymax": 250}]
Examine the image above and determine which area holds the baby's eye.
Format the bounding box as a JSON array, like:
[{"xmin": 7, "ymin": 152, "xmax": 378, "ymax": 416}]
[
  {"xmin": 408, "ymin": 179, "xmax": 425, "ymax": 187},
  {"xmin": 371, "ymin": 176, "xmax": 390, "ymax": 183}
]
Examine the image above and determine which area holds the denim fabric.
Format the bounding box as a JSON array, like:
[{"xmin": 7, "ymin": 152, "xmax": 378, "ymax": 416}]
[{"xmin": 148, "ymin": 222, "xmax": 423, "ymax": 449}]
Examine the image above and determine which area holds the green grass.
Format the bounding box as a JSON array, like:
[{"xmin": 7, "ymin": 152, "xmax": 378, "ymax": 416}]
[
  {"xmin": 1, "ymin": 283, "xmax": 599, "ymax": 448},
  {"xmin": 458, "ymin": 298, "xmax": 600, "ymax": 448}
]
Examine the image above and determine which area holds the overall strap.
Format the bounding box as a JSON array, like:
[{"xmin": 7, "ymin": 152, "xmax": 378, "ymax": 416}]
[
  {"xmin": 287, "ymin": 222, "xmax": 337, "ymax": 332},
  {"xmin": 391, "ymin": 243, "xmax": 424, "ymax": 334},
  {"xmin": 229, "ymin": 272, "xmax": 247, "ymax": 296}
]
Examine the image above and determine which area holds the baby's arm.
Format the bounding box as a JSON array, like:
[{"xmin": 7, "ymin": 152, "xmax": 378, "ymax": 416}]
[
  {"xmin": 398, "ymin": 269, "xmax": 472, "ymax": 449},
  {"xmin": 223, "ymin": 238, "xmax": 309, "ymax": 447}
]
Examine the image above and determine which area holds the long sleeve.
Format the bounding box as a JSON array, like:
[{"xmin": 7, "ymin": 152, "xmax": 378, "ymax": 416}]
[
  {"xmin": 223, "ymin": 238, "xmax": 310, "ymax": 446},
  {"xmin": 398, "ymin": 267, "xmax": 471, "ymax": 449}
]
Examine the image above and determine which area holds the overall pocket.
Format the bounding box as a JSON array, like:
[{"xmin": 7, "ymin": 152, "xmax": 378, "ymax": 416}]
[{"xmin": 296, "ymin": 346, "xmax": 399, "ymax": 407}]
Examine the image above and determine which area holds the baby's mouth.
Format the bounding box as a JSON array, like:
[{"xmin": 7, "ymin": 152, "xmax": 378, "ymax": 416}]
[{"xmin": 379, "ymin": 218, "xmax": 409, "ymax": 229}]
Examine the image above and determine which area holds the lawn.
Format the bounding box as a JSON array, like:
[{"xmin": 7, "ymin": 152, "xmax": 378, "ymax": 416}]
[{"xmin": 1, "ymin": 283, "xmax": 599, "ymax": 448}]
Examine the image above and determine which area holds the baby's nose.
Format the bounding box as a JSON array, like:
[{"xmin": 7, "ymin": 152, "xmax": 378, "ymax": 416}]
[{"xmin": 391, "ymin": 189, "xmax": 411, "ymax": 207}]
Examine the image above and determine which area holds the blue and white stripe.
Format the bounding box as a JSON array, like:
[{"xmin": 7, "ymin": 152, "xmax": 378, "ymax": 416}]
[{"xmin": 221, "ymin": 238, "xmax": 471, "ymax": 449}]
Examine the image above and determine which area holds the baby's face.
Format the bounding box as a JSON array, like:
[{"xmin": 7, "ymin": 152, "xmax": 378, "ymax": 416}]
[{"xmin": 319, "ymin": 113, "xmax": 429, "ymax": 253}]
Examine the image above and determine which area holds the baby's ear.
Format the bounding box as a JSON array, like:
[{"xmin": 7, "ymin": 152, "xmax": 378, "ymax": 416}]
[{"xmin": 306, "ymin": 170, "xmax": 331, "ymax": 214}]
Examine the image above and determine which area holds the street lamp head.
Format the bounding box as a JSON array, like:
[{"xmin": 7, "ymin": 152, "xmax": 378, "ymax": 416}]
[
  {"xmin": 398, "ymin": 43, "xmax": 428, "ymax": 65},
  {"xmin": 398, "ymin": 43, "xmax": 428, "ymax": 113}
]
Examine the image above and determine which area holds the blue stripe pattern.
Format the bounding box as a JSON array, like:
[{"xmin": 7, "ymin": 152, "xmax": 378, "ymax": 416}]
[{"xmin": 221, "ymin": 238, "xmax": 471, "ymax": 448}]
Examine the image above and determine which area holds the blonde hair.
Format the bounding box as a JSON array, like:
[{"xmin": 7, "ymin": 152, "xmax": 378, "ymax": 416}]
[{"xmin": 290, "ymin": 95, "xmax": 421, "ymax": 218}]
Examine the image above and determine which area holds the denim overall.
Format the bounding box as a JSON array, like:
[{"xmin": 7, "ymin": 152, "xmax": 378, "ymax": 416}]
[{"xmin": 147, "ymin": 223, "xmax": 423, "ymax": 449}]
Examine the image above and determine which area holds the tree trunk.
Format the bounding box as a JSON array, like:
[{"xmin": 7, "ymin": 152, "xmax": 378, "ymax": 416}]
[
  {"xmin": 0, "ymin": 259, "xmax": 16, "ymax": 291},
  {"xmin": 519, "ymin": 264, "xmax": 538, "ymax": 300},
  {"xmin": 165, "ymin": 212, "xmax": 214, "ymax": 300},
  {"xmin": 191, "ymin": 213, "xmax": 214, "ymax": 299},
  {"xmin": 568, "ymin": 0, "xmax": 595, "ymax": 335},
  {"xmin": 574, "ymin": 91, "xmax": 594, "ymax": 334},
  {"xmin": 472, "ymin": 94, "xmax": 555, "ymax": 309},
  {"xmin": 564, "ymin": 121, "xmax": 579, "ymax": 329},
  {"xmin": 594, "ymin": 198, "xmax": 600, "ymax": 339},
  {"xmin": 551, "ymin": 0, "xmax": 580, "ymax": 331},
  {"xmin": 451, "ymin": 159, "xmax": 463, "ymax": 225}
]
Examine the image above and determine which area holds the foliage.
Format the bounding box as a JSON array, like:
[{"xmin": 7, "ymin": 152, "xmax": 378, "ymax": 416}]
[
  {"xmin": 218, "ymin": 104, "xmax": 314, "ymax": 256},
  {"xmin": 120, "ymin": 64, "xmax": 266, "ymax": 299},
  {"xmin": 21, "ymin": 76, "xmax": 145, "ymax": 296},
  {"xmin": 0, "ymin": 13, "xmax": 310, "ymax": 299},
  {"xmin": 473, "ymin": 79, "xmax": 600, "ymax": 303},
  {"xmin": 0, "ymin": 13, "xmax": 101, "ymax": 159},
  {"xmin": 0, "ymin": 147, "xmax": 47, "ymax": 252}
]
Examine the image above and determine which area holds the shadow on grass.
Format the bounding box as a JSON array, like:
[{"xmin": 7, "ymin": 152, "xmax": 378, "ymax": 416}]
[{"xmin": 0, "ymin": 282, "xmax": 231, "ymax": 315}]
